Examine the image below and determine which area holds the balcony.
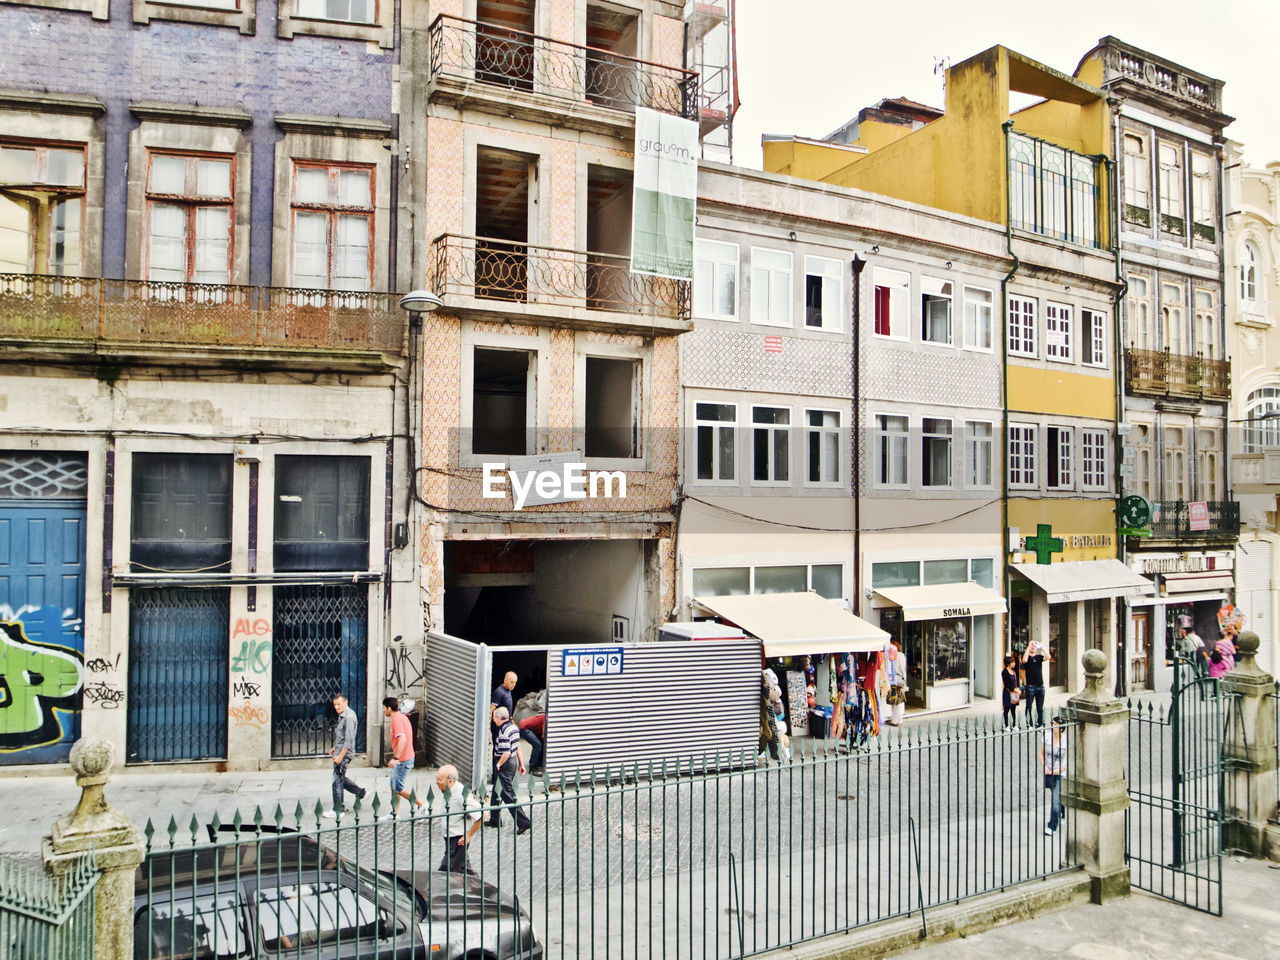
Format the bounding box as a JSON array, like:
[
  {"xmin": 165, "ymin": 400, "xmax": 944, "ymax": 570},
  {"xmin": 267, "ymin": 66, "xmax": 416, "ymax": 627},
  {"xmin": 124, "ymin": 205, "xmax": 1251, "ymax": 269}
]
[
  {"xmin": 1232, "ymin": 452, "xmax": 1280, "ymax": 494},
  {"xmin": 1124, "ymin": 347, "xmax": 1230, "ymax": 402},
  {"xmin": 0, "ymin": 273, "xmax": 405, "ymax": 362},
  {"xmin": 1146, "ymin": 500, "xmax": 1240, "ymax": 543},
  {"xmin": 426, "ymin": 14, "xmax": 698, "ymax": 130},
  {"xmin": 430, "ymin": 234, "xmax": 691, "ymax": 334}
]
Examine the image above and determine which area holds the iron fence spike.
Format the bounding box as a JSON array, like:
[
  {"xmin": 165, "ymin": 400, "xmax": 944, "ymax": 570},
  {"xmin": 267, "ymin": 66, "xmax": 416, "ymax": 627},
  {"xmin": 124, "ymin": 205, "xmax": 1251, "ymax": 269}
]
[
  {"xmin": 252, "ymin": 806, "xmax": 263, "ymax": 827},
  {"xmin": 232, "ymin": 810, "xmax": 243, "ymax": 833},
  {"xmin": 189, "ymin": 814, "xmax": 200, "ymax": 844},
  {"xmin": 209, "ymin": 812, "xmax": 222, "ymax": 834},
  {"xmin": 293, "ymin": 801, "xmax": 305, "ymax": 827}
]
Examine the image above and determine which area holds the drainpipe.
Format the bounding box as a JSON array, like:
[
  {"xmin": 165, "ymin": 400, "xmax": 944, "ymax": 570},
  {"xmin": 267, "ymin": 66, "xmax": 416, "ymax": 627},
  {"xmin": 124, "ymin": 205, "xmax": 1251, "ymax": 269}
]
[
  {"xmin": 1108, "ymin": 145, "xmax": 1130, "ymax": 697},
  {"xmin": 851, "ymin": 254, "xmax": 866, "ymax": 611},
  {"xmin": 1001, "ymin": 121, "xmax": 1021, "ymax": 657}
]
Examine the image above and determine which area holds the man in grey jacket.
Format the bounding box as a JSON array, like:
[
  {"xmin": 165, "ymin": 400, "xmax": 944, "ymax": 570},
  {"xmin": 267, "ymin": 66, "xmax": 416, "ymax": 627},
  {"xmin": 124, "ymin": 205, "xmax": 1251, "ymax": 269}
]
[{"xmin": 325, "ymin": 692, "xmax": 367, "ymax": 818}]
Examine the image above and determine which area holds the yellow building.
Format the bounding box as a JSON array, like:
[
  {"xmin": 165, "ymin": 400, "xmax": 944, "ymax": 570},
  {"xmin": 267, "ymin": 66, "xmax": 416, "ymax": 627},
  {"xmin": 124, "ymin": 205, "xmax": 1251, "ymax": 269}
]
[{"xmin": 765, "ymin": 46, "xmax": 1148, "ymax": 693}]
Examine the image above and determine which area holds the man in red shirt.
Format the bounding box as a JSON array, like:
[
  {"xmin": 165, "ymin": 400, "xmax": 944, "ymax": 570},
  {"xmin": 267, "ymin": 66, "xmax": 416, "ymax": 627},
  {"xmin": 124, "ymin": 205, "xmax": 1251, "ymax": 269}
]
[{"xmin": 383, "ymin": 697, "xmax": 424, "ymax": 818}]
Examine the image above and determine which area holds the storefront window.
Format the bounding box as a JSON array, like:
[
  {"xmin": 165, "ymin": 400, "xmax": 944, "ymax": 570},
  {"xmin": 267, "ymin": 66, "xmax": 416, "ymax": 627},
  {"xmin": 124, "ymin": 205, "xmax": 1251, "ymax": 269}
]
[
  {"xmin": 754, "ymin": 565, "xmax": 807, "ymax": 594},
  {"xmin": 929, "ymin": 618, "xmax": 970, "ymax": 682},
  {"xmin": 970, "ymin": 558, "xmax": 994, "ymax": 588},
  {"xmin": 923, "ymin": 559, "xmax": 968, "ymax": 585},
  {"xmin": 692, "ymin": 567, "xmax": 749, "ymax": 596},
  {"xmin": 1049, "ymin": 604, "xmax": 1069, "ymax": 686},
  {"xmin": 810, "ymin": 564, "xmax": 842, "ymax": 599},
  {"xmin": 872, "ymin": 561, "xmax": 920, "ymax": 588}
]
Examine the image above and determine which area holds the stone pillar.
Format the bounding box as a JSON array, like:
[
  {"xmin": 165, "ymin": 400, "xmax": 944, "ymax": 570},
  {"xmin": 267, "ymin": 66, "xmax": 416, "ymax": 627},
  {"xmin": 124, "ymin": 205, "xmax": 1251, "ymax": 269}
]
[
  {"xmin": 43, "ymin": 737, "xmax": 146, "ymax": 960},
  {"xmin": 1222, "ymin": 631, "xmax": 1279, "ymax": 858},
  {"xmin": 1065, "ymin": 648, "xmax": 1131, "ymax": 903}
]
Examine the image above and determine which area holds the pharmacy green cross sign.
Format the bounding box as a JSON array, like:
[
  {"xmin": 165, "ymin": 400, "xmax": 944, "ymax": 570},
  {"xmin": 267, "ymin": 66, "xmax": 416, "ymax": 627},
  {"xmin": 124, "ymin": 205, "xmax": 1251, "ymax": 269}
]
[{"xmin": 1025, "ymin": 523, "xmax": 1064, "ymax": 565}]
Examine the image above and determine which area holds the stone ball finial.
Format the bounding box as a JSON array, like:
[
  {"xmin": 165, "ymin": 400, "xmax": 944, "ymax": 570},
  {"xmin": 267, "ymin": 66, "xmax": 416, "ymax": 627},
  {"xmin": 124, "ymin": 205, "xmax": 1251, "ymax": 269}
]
[
  {"xmin": 1235, "ymin": 631, "xmax": 1260, "ymax": 656},
  {"xmin": 1082, "ymin": 648, "xmax": 1108, "ymax": 676},
  {"xmin": 69, "ymin": 737, "xmax": 114, "ymax": 780}
]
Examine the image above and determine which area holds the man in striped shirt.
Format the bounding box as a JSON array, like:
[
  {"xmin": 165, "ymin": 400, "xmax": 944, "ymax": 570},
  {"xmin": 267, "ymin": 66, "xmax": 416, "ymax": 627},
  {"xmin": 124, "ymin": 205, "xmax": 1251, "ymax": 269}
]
[{"xmin": 486, "ymin": 706, "xmax": 531, "ymax": 834}]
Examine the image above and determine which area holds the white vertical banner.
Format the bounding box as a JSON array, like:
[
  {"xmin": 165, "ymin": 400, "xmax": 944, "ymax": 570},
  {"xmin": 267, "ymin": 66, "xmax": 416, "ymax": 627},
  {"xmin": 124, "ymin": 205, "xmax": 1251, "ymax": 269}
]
[{"xmin": 631, "ymin": 107, "xmax": 698, "ymax": 280}]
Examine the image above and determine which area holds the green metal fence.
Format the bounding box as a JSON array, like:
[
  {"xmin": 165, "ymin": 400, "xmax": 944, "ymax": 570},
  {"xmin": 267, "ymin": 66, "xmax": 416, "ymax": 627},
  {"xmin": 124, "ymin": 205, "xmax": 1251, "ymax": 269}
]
[
  {"xmin": 0, "ymin": 854, "xmax": 98, "ymax": 960},
  {"xmin": 136, "ymin": 713, "xmax": 1080, "ymax": 960}
]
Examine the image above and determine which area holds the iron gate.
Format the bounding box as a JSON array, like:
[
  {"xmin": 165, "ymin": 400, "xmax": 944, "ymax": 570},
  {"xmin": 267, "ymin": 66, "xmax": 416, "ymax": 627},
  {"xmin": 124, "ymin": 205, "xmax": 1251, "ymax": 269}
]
[
  {"xmin": 127, "ymin": 588, "xmax": 230, "ymax": 763},
  {"xmin": 1125, "ymin": 658, "xmax": 1224, "ymax": 914},
  {"xmin": 272, "ymin": 585, "xmax": 367, "ymax": 758}
]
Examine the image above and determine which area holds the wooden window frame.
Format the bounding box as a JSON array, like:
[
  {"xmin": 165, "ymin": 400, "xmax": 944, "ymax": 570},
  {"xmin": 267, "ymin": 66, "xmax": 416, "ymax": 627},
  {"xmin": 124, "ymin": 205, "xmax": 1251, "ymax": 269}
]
[
  {"xmin": 289, "ymin": 159, "xmax": 376, "ymax": 291},
  {"xmin": 144, "ymin": 149, "xmax": 235, "ymax": 285},
  {"xmin": 0, "ymin": 138, "xmax": 88, "ymax": 275}
]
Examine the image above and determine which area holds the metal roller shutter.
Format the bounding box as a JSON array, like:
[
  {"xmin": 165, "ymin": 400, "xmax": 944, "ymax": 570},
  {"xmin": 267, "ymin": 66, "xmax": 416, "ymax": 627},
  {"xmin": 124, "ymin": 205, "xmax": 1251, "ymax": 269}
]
[
  {"xmin": 1237, "ymin": 541, "xmax": 1273, "ymax": 674},
  {"xmin": 425, "ymin": 631, "xmax": 489, "ymax": 785},
  {"xmin": 544, "ymin": 639, "xmax": 761, "ymax": 779}
]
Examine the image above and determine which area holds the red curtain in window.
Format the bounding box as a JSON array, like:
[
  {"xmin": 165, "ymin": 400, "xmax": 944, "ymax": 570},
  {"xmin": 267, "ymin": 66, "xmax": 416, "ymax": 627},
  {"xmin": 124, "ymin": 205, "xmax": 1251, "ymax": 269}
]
[{"xmin": 874, "ymin": 285, "xmax": 891, "ymax": 336}]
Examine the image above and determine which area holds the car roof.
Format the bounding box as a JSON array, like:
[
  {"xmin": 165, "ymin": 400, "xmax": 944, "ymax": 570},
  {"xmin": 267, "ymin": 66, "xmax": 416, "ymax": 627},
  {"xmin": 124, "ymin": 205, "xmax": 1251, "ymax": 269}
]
[{"xmin": 136, "ymin": 836, "xmax": 335, "ymax": 896}]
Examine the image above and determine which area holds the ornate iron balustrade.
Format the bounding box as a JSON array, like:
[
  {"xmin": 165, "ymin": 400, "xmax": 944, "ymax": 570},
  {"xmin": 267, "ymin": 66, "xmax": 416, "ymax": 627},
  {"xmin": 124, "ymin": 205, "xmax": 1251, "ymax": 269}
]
[
  {"xmin": 0, "ymin": 273, "xmax": 405, "ymax": 354},
  {"xmin": 1148, "ymin": 500, "xmax": 1240, "ymax": 542},
  {"xmin": 1124, "ymin": 347, "xmax": 1230, "ymax": 401},
  {"xmin": 427, "ymin": 14, "xmax": 699, "ymax": 121},
  {"xmin": 430, "ymin": 233, "xmax": 691, "ymax": 322}
]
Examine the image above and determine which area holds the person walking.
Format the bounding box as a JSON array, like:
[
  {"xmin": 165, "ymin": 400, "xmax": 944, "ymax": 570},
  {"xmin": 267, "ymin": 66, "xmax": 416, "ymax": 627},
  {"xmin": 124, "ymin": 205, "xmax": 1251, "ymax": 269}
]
[
  {"xmin": 883, "ymin": 643, "xmax": 907, "ymax": 727},
  {"xmin": 1176, "ymin": 619, "xmax": 1207, "ymax": 682},
  {"xmin": 487, "ymin": 706, "xmax": 531, "ymax": 834},
  {"xmin": 383, "ymin": 697, "xmax": 424, "ymax": 819},
  {"xmin": 490, "ymin": 670, "xmax": 517, "ymax": 740},
  {"xmin": 1000, "ymin": 655, "xmax": 1021, "ymax": 731},
  {"xmin": 1021, "ymin": 640, "xmax": 1049, "ymax": 727},
  {"xmin": 325, "ymin": 692, "xmax": 366, "ymax": 818},
  {"xmin": 431, "ymin": 764, "xmax": 483, "ymax": 875},
  {"xmin": 1208, "ymin": 633, "xmax": 1237, "ymax": 679},
  {"xmin": 1039, "ymin": 715, "xmax": 1068, "ymax": 835}
]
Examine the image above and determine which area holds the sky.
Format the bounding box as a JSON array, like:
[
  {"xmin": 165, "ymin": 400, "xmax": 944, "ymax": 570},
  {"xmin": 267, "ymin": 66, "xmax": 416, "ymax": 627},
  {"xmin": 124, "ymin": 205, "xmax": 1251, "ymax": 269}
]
[{"xmin": 730, "ymin": 0, "xmax": 1280, "ymax": 170}]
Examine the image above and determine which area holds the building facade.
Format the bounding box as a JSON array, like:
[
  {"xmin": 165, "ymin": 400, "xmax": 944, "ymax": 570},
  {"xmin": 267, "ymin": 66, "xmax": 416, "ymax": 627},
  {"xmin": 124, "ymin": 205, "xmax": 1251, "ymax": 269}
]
[{"xmin": 0, "ymin": 0, "xmax": 412, "ymax": 769}]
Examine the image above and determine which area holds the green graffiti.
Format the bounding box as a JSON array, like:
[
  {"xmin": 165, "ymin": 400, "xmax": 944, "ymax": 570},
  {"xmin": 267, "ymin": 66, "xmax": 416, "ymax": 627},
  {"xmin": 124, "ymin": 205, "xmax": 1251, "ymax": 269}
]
[{"xmin": 0, "ymin": 620, "xmax": 84, "ymax": 752}]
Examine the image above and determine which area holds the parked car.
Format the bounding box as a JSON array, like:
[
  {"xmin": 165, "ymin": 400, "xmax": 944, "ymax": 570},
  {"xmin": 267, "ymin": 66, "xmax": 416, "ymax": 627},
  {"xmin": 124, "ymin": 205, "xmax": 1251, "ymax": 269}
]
[{"xmin": 133, "ymin": 833, "xmax": 542, "ymax": 960}]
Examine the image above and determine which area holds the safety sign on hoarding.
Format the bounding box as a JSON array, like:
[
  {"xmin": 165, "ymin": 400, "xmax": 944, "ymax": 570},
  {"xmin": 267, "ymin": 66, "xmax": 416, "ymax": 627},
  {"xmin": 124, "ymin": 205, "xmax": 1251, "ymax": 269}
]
[{"xmin": 562, "ymin": 647, "xmax": 624, "ymax": 676}]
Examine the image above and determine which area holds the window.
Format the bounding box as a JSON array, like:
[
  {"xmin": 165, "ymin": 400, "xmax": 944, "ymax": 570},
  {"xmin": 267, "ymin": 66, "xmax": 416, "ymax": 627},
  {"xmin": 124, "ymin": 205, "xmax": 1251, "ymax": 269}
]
[
  {"xmin": 146, "ymin": 152, "xmax": 233, "ymax": 284},
  {"xmin": 692, "ymin": 566, "xmax": 749, "ymax": 596},
  {"xmin": 753, "ymin": 565, "xmax": 806, "ymax": 593},
  {"xmin": 1164, "ymin": 426, "xmax": 1188, "ymax": 500},
  {"xmin": 693, "ymin": 239, "xmax": 738, "ymax": 321},
  {"xmin": 693, "ymin": 563, "xmax": 843, "ymax": 598},
  {"xmin": 1157, "ymin": 141, "xmax": 1184, "ymax": 235},
  {"xmin": 1045, "ymin": 302, "xmax": 1073, "ymax": 362},
  {"xmin": 256, "ymin": 881, "xmax": 380, "ymax": 950},
  {"xmin": 921, "ymin": 277, "xmax": 952, "ymax": 344},
  {"xmin": 923, "ymin": 558, "xmax": 967, "ymax": 585},
  {"xmin": 291, "ymin": 162, "xmax": 374, "ymax": 291},
  {"xmin": 1081, "ymin": 429, "xmax": 1108, "ymax": 490},
  {"xmin": 804, "ymin": 256, "xmax": 842, "ymax": 329},
  {"xmin": 1009, "ymin": 131, "xmax": 1101, "ymax": 247},
  {"xmin": 136, "ymin": 892, "xmax": 248, "ymax": 960},
  {"xmin": 0, "ymin": 142, "xmax": 85, "ymax": 275},
  {"xmin": 1123, "ymin": 132, "xmax": 1151, "ymax": 225},
  {"xmin": 1240, "ymin": 243, "xmax": 1259, "ymax": 306},
  {"xmin": 1081, "ymin": 309, "xmax": 1107, "ymax": 366},
  {"xmin": 584, "ymin": 357, "xmax": 640, "ymax": 458},
  {"xmin": 872, "ymin": 267, "xmax": 908, "ymax": 339},
  {"xmin": 1131, "ymin": 422, "xmax": 1153, "ymax": 499},
  {"xmin": 810, "ymin": 564, "xmax": 842, "ymax": 599},
  {"xmin": 275, "ymin": 456, "xmax": 371, "ymax": 571},
  {"xmin": 805, "ymin": 409, "xmax": 841, "ymax": 485},
  {"xmin": 875, "ymin": 414, "xmax": 908, "ymax": 486},
  {"xmin": 921, "ymin": 417, "xmax": 952, "ymax": 487},
  {"xmin": 750, "ymin": 248, "xmax": 792, "ymax": 326},
  {"xmin": 296, "ymin": 0, "xmax": 373, "ymax": 22},
  {"xmin": 1046, "ymin": 426, "xmax": 1072, "ymax": 489},
  {"xmin": 1243, "ymin": 387, "xmax": 1280, "ymax": 452},
  {"xmin": 871, "ymin": 561, "xmax": 919, "ymax": 589},
  {"xmin": 1008, "ymin": 423, "xmax": 1036, "ymax": 488},
  {"xmin": 695, "ymin": 402, "xmax": 737, "ymax": 481},
  {"xmin": 131, "ymin": 453, "xmax": 232, "ymax": 572},
  {"xmin": 963, "ymin": 286, "xmax": 992, "ymax": 351},
  {"xmin": 752, "ymin": 406, "xmax": 790, "ymax": 483},
  {"xmin": 472, "ymin": 347, "xmax": 534, "ymax": 456},
  {"xmin": 1007, "ymin": 295, "xmax": 1037, "ymax": 357},
  {"xmin": 1197, "ymin": 427, "xmax": 1220, "ymax": 500},
  {"xmin": 966, "ymin": 421, "xmax": 993, "ymax": 487},
  {"xmin": 1040, "ymin": 144, "xmax": 1067, "ymax": 239},
  {"xmin": 1161, "ymin": 282, "xmax": 1184, "ymax": 355},
  {"xmin": 1127, "ymin": 274, "xmax": 1152, "ymax": 349},
  {"xmin": 1193, "ymin": 288, "xmax": 1218, "ymax": 359},
  {"xmin": 1191, "ymin": 153, "xmax": 1215, "ymax": 242},
  {"xmin": 969, "ymin": 557, "xmax": 994, "ymax": 589}
]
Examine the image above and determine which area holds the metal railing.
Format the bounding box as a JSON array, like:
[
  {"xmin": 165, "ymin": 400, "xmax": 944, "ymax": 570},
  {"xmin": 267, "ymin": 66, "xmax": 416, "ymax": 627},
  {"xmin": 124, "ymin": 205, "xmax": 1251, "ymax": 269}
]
[
  {"xmin": 1124, "ymin": 347, "xmax": 1230, "ymax": 401},
  {"xmin": 430, "ymin": 233, "xmax": 691, "ymax": 322},
  {"xmin": 427, "ymin": 14, "xmax": 699, "ymax": 120},
  {"xmin": 0, "ymin": 272, "xmax": 406, "ymax": 354},
  {"xmin": 1148, "ymin": 500, "xmax": 1241, "ymax": 542},
  {"xmin": 0, "ymin": 854, "xmax": 98, "ymax": 960},
  {"xmin": 136, "ymin": 715, "xmax": 1080, "ymax": 959}
]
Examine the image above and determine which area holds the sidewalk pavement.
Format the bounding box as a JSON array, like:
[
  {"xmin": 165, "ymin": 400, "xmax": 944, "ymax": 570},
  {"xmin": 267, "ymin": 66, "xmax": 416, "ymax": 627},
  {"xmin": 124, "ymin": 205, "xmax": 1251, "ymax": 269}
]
[{"xmin": 903, "ymin": 855, "xmax": 1280, "ymax": 960}]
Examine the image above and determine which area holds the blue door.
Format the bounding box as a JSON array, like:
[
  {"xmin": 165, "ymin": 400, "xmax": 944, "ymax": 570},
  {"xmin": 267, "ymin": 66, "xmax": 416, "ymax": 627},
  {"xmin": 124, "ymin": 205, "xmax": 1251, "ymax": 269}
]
[{"xmin": 0, "ymin": 498, "xmax": 87, "ymax": 764}]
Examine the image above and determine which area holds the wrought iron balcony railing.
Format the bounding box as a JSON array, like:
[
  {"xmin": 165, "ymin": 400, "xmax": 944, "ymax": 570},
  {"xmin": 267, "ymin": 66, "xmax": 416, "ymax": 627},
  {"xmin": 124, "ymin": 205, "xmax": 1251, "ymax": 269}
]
[
  {"xmin": 427, "ymin": 14, "xmax": 699, "ymax": 121},
  {"xmin": 1124, "ymin": 347, "xmax": 1230, "ymax": 401},
  {"xmin": 0, "ymin": 273, "xmax": 405, "ymax": 354},
  {"xmin": 1148, "ymin": 500, "xmax": 1240, "ymax": 542},
  {"xmin": 430, "ymin": 233, "xmax": 690, "ymax": 323}
]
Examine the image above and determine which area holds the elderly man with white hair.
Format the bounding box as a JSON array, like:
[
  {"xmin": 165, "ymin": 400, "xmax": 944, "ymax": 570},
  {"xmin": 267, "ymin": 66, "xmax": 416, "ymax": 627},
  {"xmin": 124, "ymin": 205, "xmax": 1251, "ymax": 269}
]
[
  {"xmin": 486, "ymin": 706, "xmax": 531, "ymax": 834},
  {"xmin": 431, "ymin": 764, "xmax": 483, "ymax": 874}
]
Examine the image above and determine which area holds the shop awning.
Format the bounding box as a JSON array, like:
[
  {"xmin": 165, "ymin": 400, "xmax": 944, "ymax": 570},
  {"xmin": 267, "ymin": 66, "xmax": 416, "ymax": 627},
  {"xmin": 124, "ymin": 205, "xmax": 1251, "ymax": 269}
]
[
  {"xmin": 1161, "ymin": 571, "xmax": 1234, "ymax": 594},
  {"xmin": 1010, "ymin": 559, "xmax": 1154, "ymax": 604},
  {"xmin": 692, "ymin": 592, "xmax": 889, "ymax": 656},
  {"xmin": 874, "ymin": 581, "xmax": 1007, "ymax": 621}
]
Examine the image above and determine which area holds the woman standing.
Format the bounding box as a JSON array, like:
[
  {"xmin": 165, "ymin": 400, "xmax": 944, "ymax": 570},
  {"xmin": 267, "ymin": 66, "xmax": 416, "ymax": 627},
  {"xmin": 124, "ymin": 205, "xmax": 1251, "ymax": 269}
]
[
  {"xmin": 1000, "ymin": 655, "xmax": 1021, "ymax": 731},
  {"xmin": 1039, "ymin": 716, "xmax": 1068, "ymax": 835},
  {"xmin": 1208, "ymin": 633, "xmax": 1236, "ymax": 679}
]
